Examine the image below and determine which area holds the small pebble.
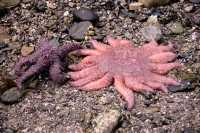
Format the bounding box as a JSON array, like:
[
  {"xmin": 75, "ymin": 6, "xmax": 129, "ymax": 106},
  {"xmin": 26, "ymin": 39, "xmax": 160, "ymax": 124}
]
[
  {"xmin": 73, "ymin": 7, "xmax": 99, "ymax": 22},
  {"xmin": 128, "ymin": 2, "xmax": 143, "ymax": 11},
  {"xmin": 93, "ymin": 109, "xmax": 121, "ymax": 133},
  {"xmin": 169, "ymin": 22, "xmax": 184, "ymax": 34},
  {"xmin": 143, "ymin": 106, "xmax": 160, "ymax": 113},
  {"xmin": 0, "ymin": 26, "xmax": 11, "ymax": 42},
  {"xmin": 184, "ymin": 5, "xmax": 194, "ymax": 13},
  {"xmin": 46, "ymin": 1, "xmax": 57, "ymax": 9},
  {"xmin": 21, "ymin": 45, "xmax": 34, "ymax": 56},
  {"xmin": 34, "ymin": 0, "xmax": 47, "ymax": 12},
  {"xmin": 69, "ymin": 21, "xmax": 93, "ymax": 41}
]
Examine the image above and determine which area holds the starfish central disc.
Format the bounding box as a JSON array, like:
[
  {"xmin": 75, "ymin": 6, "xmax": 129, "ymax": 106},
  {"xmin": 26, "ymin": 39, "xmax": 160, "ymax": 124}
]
[{"xmin": 99, "ymin": 45, "xmax": 150, "ymax": 75}]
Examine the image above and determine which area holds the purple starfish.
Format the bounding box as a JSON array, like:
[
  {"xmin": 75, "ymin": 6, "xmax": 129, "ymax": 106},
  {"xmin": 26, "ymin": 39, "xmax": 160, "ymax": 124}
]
[{"xmin": 15, "ymin": 39, "xmax": 81, "ymax": 89}]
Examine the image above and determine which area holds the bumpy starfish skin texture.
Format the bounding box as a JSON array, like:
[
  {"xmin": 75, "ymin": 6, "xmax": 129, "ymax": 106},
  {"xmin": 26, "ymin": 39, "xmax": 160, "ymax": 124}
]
[
  {"xmin": 15, "ymin": 39, "xmax": 81, "ymax": 89},
  {"xmin": 69, "ymin": 37, "xmax": 182, "ymax": 109}
]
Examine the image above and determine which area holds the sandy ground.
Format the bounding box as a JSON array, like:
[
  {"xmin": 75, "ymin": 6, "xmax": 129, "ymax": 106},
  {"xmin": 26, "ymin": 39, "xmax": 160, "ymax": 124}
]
[{"xmin": 0, "ymin": 0, "xmax": 200, "ymax": 133}]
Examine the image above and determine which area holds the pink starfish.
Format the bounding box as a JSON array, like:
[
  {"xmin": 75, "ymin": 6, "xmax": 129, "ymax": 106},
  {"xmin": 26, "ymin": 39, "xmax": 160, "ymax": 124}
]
[{"xmin": 68, "ymin": 37, "xmax": 182, "ymax": 109}]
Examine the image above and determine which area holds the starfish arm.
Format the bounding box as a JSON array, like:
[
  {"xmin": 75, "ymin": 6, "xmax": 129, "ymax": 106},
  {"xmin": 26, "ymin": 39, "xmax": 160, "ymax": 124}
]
[
  {"xmin": 70, "ymin": 49, "xmax": 101, "ymax": 56},
  {"xmin": 16, "ymin": 63, "xmax": 45, "ymax": 89},
  {"xmin": 58, "ymin": 43, "xmax": 81, "ymax": 59},
  {"xmin": 90, "ymin": 40, "xmax": 111, "ymax": 51},
  {"xmin": 158, "ymin": 44, "xmax": 174, "ymax": 52},
  {"xmin": 150, "ymin": 62, "xmax": 182, "ymax": 74},
  {"xmin": 145, "ymin": 81, "xmax": 168, "ymax": 92},
  {"xmin": 124, "ymin": 77, "xmax": 154, "ymax": 92},
  {"xmin": 149, "ymin": 52, "xmax": 176, "ymax": 63},
  {"xmin": 142, "ymin": 40, "xmax": 158, "ymax": 49},
  {"xmin": 68, "ymin": 66, "xmax": 99, "ymax": 80},
  {"xmin": 151, "ymin": 74, "xmax": 180, "ymax": 86},
  {"xmin": 49, "ymin": 59, "xmax": 66, "ymax": 84},
  {"xmin": 119, "ymin": 40, "xmax": 133, "ymax": 47},
  {"xmin": 79, "ymin": 73, "xmax": 112, "ymax": 91},
  {"xmin": 69, "ymin": 71, "xmax": 105, "ymax": 87},
  {"xmin": 15, "ymin": 54, "xmax": 39, "ymax": 76},
  {"xmin": 68, "ymin": 56, "xmax": 96, "ymax": 71},
  {"xmin": 107, "ymin": 37, "xmax": 121, "ymax": 47},
  {"xmin": 114, "ymin": 75, "xmax": 135, "ymax": 109}
]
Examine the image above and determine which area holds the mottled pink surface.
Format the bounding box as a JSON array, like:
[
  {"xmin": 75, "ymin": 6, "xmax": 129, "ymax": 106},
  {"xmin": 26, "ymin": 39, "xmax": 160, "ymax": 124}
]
[
  {"xmin": 15, "ymin": 39, "xmax": 81, "ymax": 89},
  {"xmin": 69, "ymin": 37, "xmax": 182, "ymax": 109}
]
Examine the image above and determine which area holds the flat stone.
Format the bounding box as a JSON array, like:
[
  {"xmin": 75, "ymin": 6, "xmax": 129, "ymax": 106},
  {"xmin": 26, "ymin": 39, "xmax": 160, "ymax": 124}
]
[
  {"xmin": 73, "ymin": 7, "xmax": 99, "ymax": 22},
  {"xmin": 93, "ymin": 109, "xmax": 121, "ymax": 133},
  {"xmin": 69, "ymin": 21, "xmax": 93, "ymax": 41},
  {"xmin": 0, "ymin": 0, "xmax": 20, "ymax": 9},
  {"xmin": 142, "ymin": 25, "xmax": 162, "ymax": 41},
  {"xmin": 1, "ymin": 87, "xmax": 23, "ymax": 104}
]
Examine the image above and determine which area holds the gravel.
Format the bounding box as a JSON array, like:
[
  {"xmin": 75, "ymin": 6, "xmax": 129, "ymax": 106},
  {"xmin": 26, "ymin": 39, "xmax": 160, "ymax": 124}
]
[{"xmin": 0, "ymin": 0, "xmax": 200, "ymax": 133}]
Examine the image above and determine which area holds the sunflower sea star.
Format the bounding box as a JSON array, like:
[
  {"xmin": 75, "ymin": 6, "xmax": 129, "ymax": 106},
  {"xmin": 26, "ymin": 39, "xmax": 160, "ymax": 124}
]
[
  {"xmin": 15, "ymin": 39, "xmax": 81, "ymax": 89},
  {"xmin": 68, "ymin": 37, "xmax": 182, "ymax": 109}
]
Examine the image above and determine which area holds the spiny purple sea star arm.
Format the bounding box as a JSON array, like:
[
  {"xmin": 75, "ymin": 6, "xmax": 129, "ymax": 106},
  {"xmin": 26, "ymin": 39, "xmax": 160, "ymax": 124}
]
[
  {"xmin": 49, "ymin": 59, "xmax": 66, "ymax": 84},
  {"xmin": 79, "ymin": 73, "xmax": 113, "ymax": 91},
  {"xmin": 15, "ymin": 53, "xmax": 40, "ymax": 76},
  {"xmin": 58, "ymin": 43, "xmax": 82, "ymax": 59},
  {"xmin": 16, "ymin": 63, "xmax": 46, "ymax": 88}
]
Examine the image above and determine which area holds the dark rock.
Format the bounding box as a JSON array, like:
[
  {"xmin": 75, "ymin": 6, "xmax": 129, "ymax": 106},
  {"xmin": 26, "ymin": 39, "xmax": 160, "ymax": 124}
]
[
  {"xmin": 190, "ymin": 0, "xmax": 200, "ymax": 4},
  {"xmin": 0, "ymin": 87, "xmax": 23, "ymax": 104},
  {"xmin": 73, "ymin": 8, "xmax": 99, "ymax": 22},
  {"xmin": 0, "ymin": 128, "xmax": 16, "ymax": 133},
  {"xmin": 182, "ymin": 127, "xmax": 195, "ymax": 133},
  {"xmin": 34, "ymin": 0, "xmax": 47, "ymax": 12},
  {"xmin": 0, "ymin": 8, "xmax": 8, "ymax": 18},
  {"xmin": 103, "ymin": 0, "xmax": 115, "ymax": 10},
  {"xmin": 0, "ymin": 42, "xmax": 8, "ymax": 50},
  {"xmin": 69, "ymin": 21, "xmax": 92, "ymax": 41},
  {"xmin": 168, "ymin": 81, "xmax": 193, "ymax": 93}
]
